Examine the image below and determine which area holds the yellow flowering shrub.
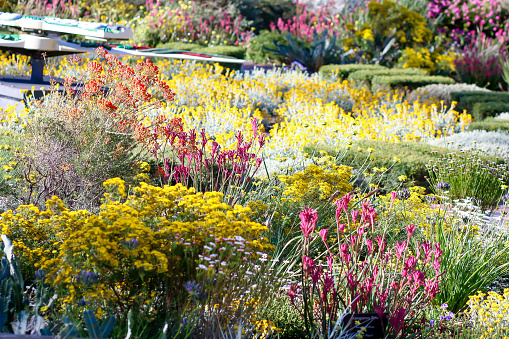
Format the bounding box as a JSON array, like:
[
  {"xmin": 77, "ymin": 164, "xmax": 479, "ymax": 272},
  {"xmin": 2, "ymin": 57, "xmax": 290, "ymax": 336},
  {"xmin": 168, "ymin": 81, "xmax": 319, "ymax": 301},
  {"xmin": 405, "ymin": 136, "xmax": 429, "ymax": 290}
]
[
  {"xmin": 398, "ymin": 47, "xmax": 456, "ymax": 76},
  {"xmin": 467, "ymin": 290, "xmax": 509, "ymax": 337},
  {"xmin": 367, "ymin": 0, "xmax": 432, "ymax": 46},
  {"xmin": 278, "ymin": 156, "xmax": 353, "ymax": 203},
  {"xmin": 0, "ymin": 179, "xmax": 271, "ymax": 317}
]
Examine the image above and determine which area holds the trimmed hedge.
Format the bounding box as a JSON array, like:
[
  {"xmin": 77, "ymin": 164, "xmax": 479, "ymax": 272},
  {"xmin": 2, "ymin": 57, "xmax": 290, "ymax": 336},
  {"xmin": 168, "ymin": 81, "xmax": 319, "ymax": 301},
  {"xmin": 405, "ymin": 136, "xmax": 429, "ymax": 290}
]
[
  {"xmin": 154, "ymin": 41, "xmax": 202, "ymax": 51},
  {"xmin": 318, "ymin": 64, "xmax": 388, "ymax": 80},
  {"xmin": 191, "ymin": 46, "xmax": 247, "ymax": 59},
  {"xmin": 348, "ymin": 68, "xmax": 427, "ymax": 81},
  {"xmin": 450, "ymin": 91, "xmax": 509, "ymax": 113},
  {"xmin": 372, "ymin": 75, "xmax": 455, "ymax": 91},
  {"xmin": 467, "ymin": 117, "xmax": 509, "ymax": 132},
  {"xmin": 472, "ymin": 102, "xmax": 509, "ymax": 120},
  {"xmin": 450, "ymin": 91, "xmax": 509, "ymax": 103}
]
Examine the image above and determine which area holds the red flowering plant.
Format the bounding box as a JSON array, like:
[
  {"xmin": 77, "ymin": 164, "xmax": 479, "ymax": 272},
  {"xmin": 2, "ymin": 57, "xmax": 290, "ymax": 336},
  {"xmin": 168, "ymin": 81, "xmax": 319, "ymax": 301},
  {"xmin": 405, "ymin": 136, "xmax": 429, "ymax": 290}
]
[
  {"xmin": 16, "ymin": 47, "xmax": 175, "ymax": 209},
  {"xmin": 287, "ymin": 194, "xmax": 443, "ymax": 338},
  {"xmin": 135, "ymin": 115, "xmax": 266, "ymax": 206}
]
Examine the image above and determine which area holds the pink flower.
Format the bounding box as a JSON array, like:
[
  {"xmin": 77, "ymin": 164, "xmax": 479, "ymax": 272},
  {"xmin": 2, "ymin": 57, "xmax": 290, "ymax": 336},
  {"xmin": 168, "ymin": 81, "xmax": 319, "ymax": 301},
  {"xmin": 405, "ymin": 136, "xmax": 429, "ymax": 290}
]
[
  {"xmin": 374, "ymin": 305, "xmax": 385, "ymax": 319},
  {"xmin": 377, "ymin": 236, "xmax": 386, "ymax": 254},
  {"xmin": 327, "ymin": 255, "xmax": 334, "ymax": 271},
  {"xmin": 406, "ymin": 224, "xmax": 416, "ymax": 238},
  {"xmin": 319, "ymin": 228, "xmax": 328, "ymax": 245},
  {"xmin": 287, "ymin": 284, "xmax": 298, "ymax": 303},
  {"xmin": 338, "ymin": 223, "xmax": 346, "ymax": 234},
  {"xmin": 366, "ymin": 239, "xmax": 373, "ymax": 255},
  {"xmin": 302, "ymin": 255, "xmax": 315, "ymax": 276},
  {"xmin": 390, "ymin": 191, "xmax": 397, "ymax": 202},
  {"xmin": 394, "ymin": 241, "xmax": 407, "ymax": 261},
  {"xmin": 299, "ymin": 207, "xmax": 318, "ymax": 239},
  {"xmin": 389, "ymin": 307, "xmax": 406, "ymax": 334},
  {"xmin": 422, "ymin": 241, "xmax": 432, "ymax": 264}
]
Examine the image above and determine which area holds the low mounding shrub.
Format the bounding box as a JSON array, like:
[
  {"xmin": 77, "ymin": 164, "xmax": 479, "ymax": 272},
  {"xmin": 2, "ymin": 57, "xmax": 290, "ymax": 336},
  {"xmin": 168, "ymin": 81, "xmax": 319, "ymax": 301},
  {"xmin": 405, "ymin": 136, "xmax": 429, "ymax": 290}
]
[
  {"xmin": 245, "ymin": 30, "xmax": 292, "ymax": 64},
  {"xmin": 191, "ymin": 45, "xmax": 247, "ymax": 59},
  {"xmin": 372, "ymin": 75, "xmax": 455, "ymax": 91},
  {"xmin": 472, "ymin": 102, "xmax": 509, "ymax": 120},
  {"xmin": 450, "ymin": 91, "xmax": 509, "ymax": 104},
  {"xmin": 318, "ymin": 64, "xmax": 387, "ymax": 80},
  {"xmin": 348, "ymin": 68, "xmax": 427, "ymax": 81},
  {"xmin": 155, "ymin": 41, "xmax": 203, "ymax": 51},
  {"xmin": 1, "ymin": 179, "xmax": 275, "ymax": 337},
  {"xmin": 406, "ymin": 83, "xmax": 490, "ymax": 108},
  {"xmin": 467, "ymin": 117, "xmax": 509, "ymax": 133}
]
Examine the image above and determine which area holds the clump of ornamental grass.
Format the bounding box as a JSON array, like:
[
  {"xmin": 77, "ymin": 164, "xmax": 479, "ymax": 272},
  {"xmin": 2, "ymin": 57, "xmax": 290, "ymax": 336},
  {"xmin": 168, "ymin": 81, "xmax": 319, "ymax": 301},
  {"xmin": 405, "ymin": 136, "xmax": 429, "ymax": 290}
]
[
  {"xmin": 13, "ymin": 48, "xmax": 175, "ymax": 210},
  {"xmin": 423, "ymin": 203, "xmax": 509, "ymax": 314},
  {"xmin": 283, "ymin": 195, "xmax": 442, "ymax": 338},
  {"xmin": 426, "ymin": 148, "xmax": 509, "ymax": 211}
]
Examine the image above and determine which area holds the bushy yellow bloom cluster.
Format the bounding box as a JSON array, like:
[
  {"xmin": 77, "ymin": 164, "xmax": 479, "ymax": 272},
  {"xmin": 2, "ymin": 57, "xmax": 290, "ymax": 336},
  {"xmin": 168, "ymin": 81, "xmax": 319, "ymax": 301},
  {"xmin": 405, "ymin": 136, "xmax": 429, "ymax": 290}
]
[
  {"xmin": 468, "ymin": 290, "xmax": 509, "ymax": 337},
  {"xmin": 398, "ymin": 47, "xmax": 456, "ymax": 75},
  {"xmin": 0, "ymin": 179, "xmax": 271, "ymax": 311},
  {"xmin": 278, "ymin": 156, "xmax": 353, "ymax": 203}
]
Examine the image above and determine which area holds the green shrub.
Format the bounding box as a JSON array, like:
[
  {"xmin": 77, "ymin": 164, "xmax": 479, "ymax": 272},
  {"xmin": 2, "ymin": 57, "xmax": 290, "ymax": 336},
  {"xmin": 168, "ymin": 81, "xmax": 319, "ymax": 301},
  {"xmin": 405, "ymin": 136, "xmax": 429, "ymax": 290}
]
[
  {"xmin": 348, "ymin": 67, "xmax": 427, "ymax": 81},
  {"xmin": 451, "ymin": 91, "xmax": 509, "ymax": 104},
  {"xmin": 318, "ymin": 64, "xmax": 387, "ymax": 80},
  {"xmin": 154, "ymin": 41, "xmax": 203, "ymax": 51},
  {"xmin": 467, "ymin": 117, "xmax": 509, "ymax": 132},
  {"xmin": 372, "ymin": 75, "xmax": 455, "ymax": 91},
  {"xmin": 245, "ymin": 30, "xmax": 291, "ymax": 64},
  {"xmin": 472, "ymin": 101, "xmax": 509, "ymax": 120},
  {"xmin": 191, "ymin": 45, "xmax": 247, "ymax": 59}
]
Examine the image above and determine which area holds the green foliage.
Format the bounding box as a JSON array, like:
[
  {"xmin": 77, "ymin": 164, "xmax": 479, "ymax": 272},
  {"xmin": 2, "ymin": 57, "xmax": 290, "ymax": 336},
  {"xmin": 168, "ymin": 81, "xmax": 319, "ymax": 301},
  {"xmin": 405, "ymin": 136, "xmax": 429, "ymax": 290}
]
[
  {"xmin": 0, "ymin": 240, "xmax": 25, "ymax": 333},
  {"xmin": 450, "ymin": 91, "xmax": 509, "ymax": 103},
  {"xmin": 467, "ymin": 117, "xmax": 509, "ymax": 133},
  {"xmin": 347, "ymin": 67, "xmax": 427, "ymax": 81},
  {"xmin": 450, "ymin": 91, "xmax": 509, "ymax": 113},
  {"xmin": 83, "ymin": 310, "xmax": 115, "ymax": 339},
  {"xmin": 259, "ymin": 296, "xmax": 306, "ymax": 339},
  {"xmin": 318, "ymin": 64, "xmax": 388, "ymax": 80},
  {"xmin": 246, "ymin": 30, "xmax": 290, "ymax": 64},
  {"xmin": 191, "ymin": 45, "xmax": 247, "ymax": 59},
  {"xmin": 154, "ymin": 41, "xmax": 203, "ymax": 51},
  {"xmin": 372, "ymin": 74, "xmax": 455, "ymax": 91},
  {"xmin": 427, "ymin": 218, "xmax": 509, "ymax": 313},
  {"xmin": 236, "ymin": 0, "xmax": 296, "ymax": 33},
  {"xmin": 472, "ymin": 101, "xmax": 509, "ymax": 120},
  {"xmin": 265, "ymin": 29, "xmax": 352, "ymax": 73}
]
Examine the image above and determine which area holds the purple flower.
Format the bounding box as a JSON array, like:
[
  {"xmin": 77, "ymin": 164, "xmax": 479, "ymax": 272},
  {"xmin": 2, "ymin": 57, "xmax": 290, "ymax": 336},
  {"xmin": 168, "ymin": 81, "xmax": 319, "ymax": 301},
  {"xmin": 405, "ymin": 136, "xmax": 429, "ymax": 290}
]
[{"xmin": 436, "ymin": 182, "xmax": 451, "ymax": 190}]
